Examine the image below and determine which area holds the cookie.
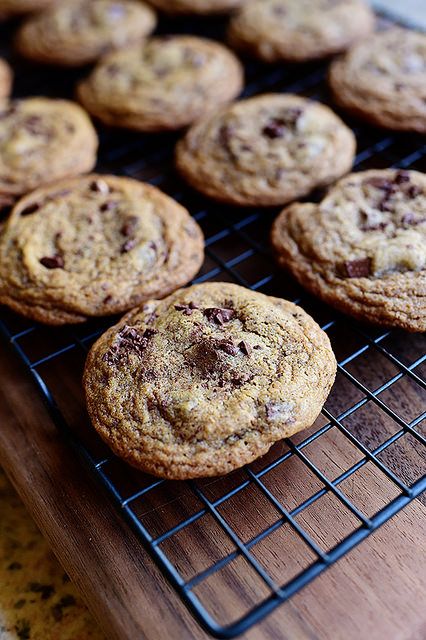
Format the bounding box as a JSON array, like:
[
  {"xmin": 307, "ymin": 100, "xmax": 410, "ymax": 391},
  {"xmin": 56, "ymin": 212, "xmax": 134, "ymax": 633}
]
[
  {"xmin": 329, "ymin": 28, "xmax": 426, "ymax": 133},
  {"xmin": 271, "ymin": 169, "xmax": 426, "ymax": 332},
  {"xmin": 0, "ymin": 175, "xmax": 204, "ymax": 325},
  {"xmin": 0, "ymin": 0, "xmax": 56, "ymax": 19},
  {"xmin": 228, "ymin": 0, "xmax": 374, "ymax": 63},
  {"xmin": 0, "ymin": 58, "xmax": 12, "ymax": 101},
  {"xmin": 0, "ymin": 98, "xmax": 98, "ymax": 199},
  {"xmin": 146, "ymin": 0, "xmax": 246, "ymax": 15},
  {"xmin": 16, "ymin": 0, "xmax": 157, "ymax": 67},
  {"xmin": 84, "ymin": 282, "xmax": 336, "ymax": 479},
  {"xmin": 176, "ymin": 93, "xmax": 356, "ymax": 207},
  {"xmin": 77, "ymin": 36, "xmax": 244, "ymax": 132}
]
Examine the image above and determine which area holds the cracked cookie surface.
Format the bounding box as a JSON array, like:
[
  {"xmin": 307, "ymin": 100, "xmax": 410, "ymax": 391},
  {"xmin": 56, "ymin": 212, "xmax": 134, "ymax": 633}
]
[
  {"xmin": 84, "ymin": 282, "xmax": 336, "ymax": 479},
  {"xmin": 176, "ymin": 93, "xmax": 355, "ymax": 207},
  {"xmin": 329, "ymin": 28, "xmax": 426, "ymax": 133},
  {"xmin": 0, "ymin": 98, "xmax": 98, "ymax": 198},
  {"xmin": 271, "ymin": 169, "xmax": 426, "ymax": 332},
  {"xmin": 228, "ymin": 0, "xmax": 374, "ymax": 63},
  {"xmin": 0, "ymin": 175, "xmax": 204, "ymax": 324},
  {"xmin": 77, "ymin": 35, "xmax": 243, "ymax": 131},
  {"xmin": 146, "ymin": 0, "xmax": 247, "ymax": 15},
  {"xmin": 16, "ymin": 0, "xmax": 157, "ymax": 67}
]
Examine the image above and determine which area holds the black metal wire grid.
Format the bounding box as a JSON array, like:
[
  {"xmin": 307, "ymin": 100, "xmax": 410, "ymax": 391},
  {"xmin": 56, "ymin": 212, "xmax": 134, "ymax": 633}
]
[{"xmin": 0, "ymin": 13, "xmax": 425, "ymax": 640}]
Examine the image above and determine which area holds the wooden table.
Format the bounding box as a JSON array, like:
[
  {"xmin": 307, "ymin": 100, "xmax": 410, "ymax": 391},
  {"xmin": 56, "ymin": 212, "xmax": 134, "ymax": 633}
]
[{"xmin": 0, "ymin": 339, "xmax": 425, "ymax": 640}]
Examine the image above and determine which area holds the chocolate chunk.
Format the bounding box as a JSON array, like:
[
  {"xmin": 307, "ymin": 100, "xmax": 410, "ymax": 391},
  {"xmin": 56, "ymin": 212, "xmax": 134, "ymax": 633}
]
[
  {"xmin": 203, "ymin": 307, "xmax": 236, "ymax": 325},
  {"xmin": 39, "ymin": 255, "xmax": 64, "ymax": 269},
  {"xmin": 90, "ymin": 179, "xmax": 109, "ymax": 195},
  {"xmin": 100, "ymin": 201, "xmax": 118, "ymax": 212},
  {"xmin": 407, "ymin": 184, "xmax": 422, "ymax": 198},
  {"xmin": 238, "ymin": 340, "xmax": 252, "ymax": 356},
  {"xmin": 120, "ymin": 216, "xmax": 139, "ymax": 237},
  {"xmin": 262, "ymin": 118, "xmax": 287, "ymax": 139},
  {"xmin": 365, "ymin": 177, "xmax": 393, "ymax": 190},
  {"xmin": 394, "ymin": 170, "xmax": 410, "ymax": 184},
  {"xmin": 20, "ymin": 202, "xmax": 39, "ymax": 216},
  {"xmin": 23, "ymin": 115, "xmax": 45, "ymax": 134},
  {"xmin": 121, "ymin": 239, "xmax": 137, "ymax": 253},
  {"xmin": 103, "ymin": 295, "xmax": 113, "ymax": 304},
  {"xmin": 344, "ymin": 258, "xmax": 371, "ymax": 278},
  {"xmin": 103, "ymin": 325, "xmax": 156, "ymax": 365},
  {"xmin": 216, "ymin": 339, "xmax": 239, "ymax": 356},
  {"xmin": 401, "ymin": 213, "xmax": 425, "ymax": 226},
  {"xmin": 174, "ymin": 301, "xmax": 199, "ymax": 315}
]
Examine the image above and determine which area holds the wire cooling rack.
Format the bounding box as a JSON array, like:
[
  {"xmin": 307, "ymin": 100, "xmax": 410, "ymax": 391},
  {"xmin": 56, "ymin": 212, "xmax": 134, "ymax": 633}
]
[{"xmin": 0, "ymin": 13, "xmax": 425, "ymax": 640}]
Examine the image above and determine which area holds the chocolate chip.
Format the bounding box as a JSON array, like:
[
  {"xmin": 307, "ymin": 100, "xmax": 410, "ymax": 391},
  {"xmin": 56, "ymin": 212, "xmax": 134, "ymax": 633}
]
[
  {"xmin": 253, "ymin": 345, "xmax": 262, "ymax": 350},
  {"xmin": 401, "ymin": 213, "xmax": 425, "ymax": 226},
  {"xmin": 121, "ymin": 239, "xmax": 137, "ymax": 253},
  {"xmin": 262, "ymin": 118, "xmax": 287, "ymax": 139},
  {"xmin": 20, "ymin": 202, "xmax": 39, "ymax": 216},
  {"xmin": 344, "ymin": 258, "xmax": 371, "ymax": 278},
  {"xmin": 394, "ymin": 170, "xmax": 410, "ymax": 184},
  {"xmin": 174, "ymin": 301, "xmax": 199, "ymax": 315},
  {"xmin": 407, "ymin": 185, "xmax": 422, "ymax": 198},
  {"xmin": 203, "ymin": 307, "xmax": 236, "ymax": 325},
  {"xmin": 39, "ymin": 255, "xmax": 64, "ymax": 269},
  {"xmin": 216, "ymin": 339, "xmax": 239, "ymax": 356},
  {"xmin": 238, "ymin": 340, "xmax": 252, "ymax": 356},
  {"xmin": 365, "ymin": 177, "xmax": 393, "ymax": 190},
  {"xmin": 120, "ymin": 216, "xmax": 139, "ymax": 237},
  {"xmin": 103, "ymin": 295, "xmax": 113, "ymax": 304},
  {"xmin": 103, "ymin": 325, "xmax": 156, "ymax": 365},
  {"xmin": 100, "ymin": 201, "xmax": 117, "ymax": 212},
  {"xmin": 90, "ymin": 179, "xmax": 109, "ymax": 195},
  {"xmin": 8, "ymin": 561, "xmax": 22, "ymax": 570}
]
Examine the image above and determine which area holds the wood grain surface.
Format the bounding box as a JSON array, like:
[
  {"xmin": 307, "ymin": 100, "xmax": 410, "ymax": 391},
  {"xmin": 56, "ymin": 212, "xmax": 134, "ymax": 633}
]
[{"xmin": 0, "ymin": 328, "xmax": 425, "ymax": 640}]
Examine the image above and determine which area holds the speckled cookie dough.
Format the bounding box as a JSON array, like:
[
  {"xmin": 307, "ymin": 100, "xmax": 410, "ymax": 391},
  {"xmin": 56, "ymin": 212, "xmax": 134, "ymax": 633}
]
[
  {"xmin": 16, "ymin": 0, "xmax": 157, "ymax": 67},
  {"xmin": 329, "ymin": 28, "xmax": 426, "ymax": 133},
  {"xmin": 84, "ymin": 282, "xmax": 337, "ymax": 479},
  {"xmin": 0, "ymin": 468, "xmax": 104, "ymax": 640},
  {"xmin": 175, "ymin": 93, "xmax": 356, "ymax": 207},
  {"xmin": 0, "ymin": 175, "xmax": 204, "ymax": 325},
  {"xmin": 271, "ymin": 169, "xmax": 426, "ymax": 332},
  {"xmin": 77, "ymin": 36, "xmax": 244, "ymax": 132},
  {"xmin": 0, "ymin": 58, "xmax": 12, "ymax": 101},
  {"xmin": 146, "ymin": 0, "xmax": 247, "ymax": 15},
  {"xmin": 0, "ymin": 98, "xmax": 98, "ymax": 199},
  {"xmin": 227, "ymin": 0, "xmax": 374, "ymax": 63}
]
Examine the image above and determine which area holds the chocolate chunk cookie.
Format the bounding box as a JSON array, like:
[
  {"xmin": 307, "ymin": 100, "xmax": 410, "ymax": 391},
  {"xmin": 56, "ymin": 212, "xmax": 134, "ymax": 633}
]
[
  {"xmin": 228, "ymin": 0, "xmax": 374, "ymax": 63},
  {"xmin": 77, "ymin": 36, "xmax": 243, "ymax": 132},
  {"xmin": 0, "ymin": 58, "xmax": 12, "ymax": 101},
  {"xmin": 271, "ymin": 169, "xmax": 426, "ymax": 332},
  {"xmin": 329, "ymin": 28, "xmax": 426, "ymax": 133},
  {"xmin": 84, "ymin": 282, "xmax": 336, "ymax": 479},
  {"xmin": 0, "ymin": 175, "xmax": 204, "ymax": 324},
  {"xmin": 0, "ymin": 98, "xmax": 98, "ymax": 198},
  {"xmin": 176, "ymin": 93, "xmax": 356, "ymax": 207},
  {"xmin": 146, "ymin": 0, "xmax": 247, "ymax": 15},
  {"xmin": 0, "ymin": 0, "xmax": 56, "ymax": 19},
  {"xmin": 16, "ymin": 0, "xmax": 157, "ymax": 67}
]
